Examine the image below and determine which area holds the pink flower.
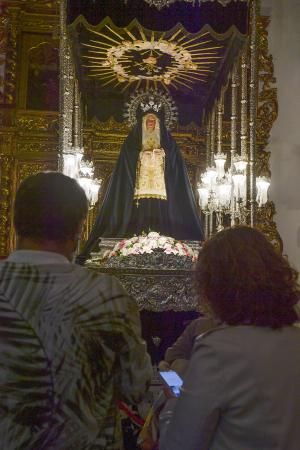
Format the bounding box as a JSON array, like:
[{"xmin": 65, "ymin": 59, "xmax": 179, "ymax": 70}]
[{"xmin": 119, "ymin": 240, "xmax": 126, "ymax": 249}]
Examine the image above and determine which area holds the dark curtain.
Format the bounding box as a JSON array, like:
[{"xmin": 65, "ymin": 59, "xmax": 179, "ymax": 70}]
[{"xmin": 67, "ymin": 0, "xmax": 248, "ymax": 34}]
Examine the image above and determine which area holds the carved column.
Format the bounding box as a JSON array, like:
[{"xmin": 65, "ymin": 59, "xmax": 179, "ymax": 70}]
[
  {"xmin": 216, "ymin": 95, "xmax": 223, "ymax": 155},
  {"xmin": 59, "ymin": 0, "xmax": 74, "ymax": 169},
  {"xmin": 205, "ymin": 115, "xmax": 211, "ymax": 238},
  {"xmin": 4, "ymin": 7, "xmax": 20, "ymax": 105},
  {"xmin": 74, "ymin": 79, "xmax": 80, "ymax": 149},
  {"xmin": 230, "ymin": 64, "xmax": 238, "ymax": 225},
  {"xmin": 240, "ymin": 47, "xmax": 248, "ymax": 159},
  {"xmin": 209, "ymin": 105, "xmax": 216, "ymax": 236},
  {"xmin": 249, "ymin": 0, "xmax": 258, "ymax": 227},
  {"xmin": 0, "ymin": 155, "xmax": 14, "ymax": 257},
  {"xmin": 210, "ymin": 106, "xmax": 216, "ymax": 166},
  {"xmin": 78, "ymin": 90, "xmax": 83, "ymax": 148},
  {"xmin": 230, "ymin": 64, "xmax": 238, "ymax": 164},
  {"xmin": 206, "ymin": 115, "xmax": 211, "ymax": 167},
  {"xmin": 0, "ymin": 11, "xmax": 8, "ymax": 104},
  {"xmin": 239, "ymin": 46, "xmax": 249, "ymax": 225}
]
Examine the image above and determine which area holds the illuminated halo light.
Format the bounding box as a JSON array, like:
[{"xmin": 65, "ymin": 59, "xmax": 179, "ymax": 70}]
[
  {"xmin": 104, "ymin": 40, "xmax": 198, "ymax": 85},
  {"xmin": 82, "ymin": 23, "xmax": 223, "ymax": 91}
]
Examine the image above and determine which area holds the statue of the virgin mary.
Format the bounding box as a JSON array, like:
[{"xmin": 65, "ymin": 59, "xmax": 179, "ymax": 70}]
[
  {"xmin": 80, "ymin": 102, "xmax": 203, "ymax": 260},
  {"xmin": 134, "ymin": 113, "xmax": 167, "ymax": 204}
]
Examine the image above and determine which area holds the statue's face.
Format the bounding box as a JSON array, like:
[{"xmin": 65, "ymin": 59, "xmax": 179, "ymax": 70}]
[{"xmin": 146, "ymin": 115, "xmax": 156, "ymax": 132}]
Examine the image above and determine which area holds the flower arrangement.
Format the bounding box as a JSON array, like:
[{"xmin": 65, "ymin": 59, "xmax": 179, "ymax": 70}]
[{"xmin": 104, "ymin": 231, "xmax": 197, "ymax": 261}]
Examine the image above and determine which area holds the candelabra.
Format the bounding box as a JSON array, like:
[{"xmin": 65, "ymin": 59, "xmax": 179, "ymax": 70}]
[
  {"xmin": 78, "ymin": 160, "xmax": 102, "ymax": 207},
  {"xmin": 198, "ymin": 153, "xmax": 270, "ymax": 235},
  {"xmin": 62, "ymin": 151, "xmax": 101, "ymax": 207}
]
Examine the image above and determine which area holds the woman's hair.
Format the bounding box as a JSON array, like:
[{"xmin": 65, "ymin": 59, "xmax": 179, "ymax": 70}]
[
  {"xmin": 195, "ymin": 226, "xmax": 299, "ymax": 328},
  {"xmin": 14, "ymin": 171, "xmax": 88, "ymax": 241}
]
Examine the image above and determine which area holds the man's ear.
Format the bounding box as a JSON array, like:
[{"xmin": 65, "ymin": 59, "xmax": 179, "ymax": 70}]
[{"xmin": 70, "ymin": 219, "xmax": 86, "ymax": 246}]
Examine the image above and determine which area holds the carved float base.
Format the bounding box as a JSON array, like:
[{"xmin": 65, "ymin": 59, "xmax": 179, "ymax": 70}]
[
  {"xmin": 86, "ymin": 238, "xmax": 200, "ymax": 312},
  {"xmin": 86, "ymin": 240, "xmax": 201, "ymax": 363}
]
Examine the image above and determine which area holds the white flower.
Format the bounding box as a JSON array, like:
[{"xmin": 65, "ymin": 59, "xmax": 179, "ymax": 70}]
[
  {"xmin": 158, "ymin": 236, "xmax": 168, "ymax": 246},
  {"xmin": 148, "ymin": 231, "xmax": 160, "ymax": 239},
  {"xmin": 151, "ymin": 240, "xmax": 159, "ymax": 249}
]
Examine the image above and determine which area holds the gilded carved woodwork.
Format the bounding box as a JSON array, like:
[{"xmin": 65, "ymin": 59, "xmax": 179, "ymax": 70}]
[
  {"xmin": 0, "ymin": 1, "xmax": 59, "ymax": 256},
  {"xmin": 16, "ymin": 112, "xmax": 58, "ymax": 132},
  {"xmin": 19, "ymin": 0, "xmax": 59, "ymax": 13},
  {"xmin": 256, "ymin": 201, "xmax": 283, "ymax": 253},
  {"xmin": 257, "ymin": 16, "xmax": 278, "ymax": 149},
  {"xmin": 0, "ymin": 156, "xmax": 14, "ymax": 256},
  {"xmin": 16, "ymin": 141, "xmax": 58, "ymax": 154},
  {"xmin": 255, "ymin": 149, "xmax": 271, "ymax": 178},
  {"xmin": 0, "ymin": 1, "xmax": 281, "ymax": 257},
  {"xmin": 0, "ymin": 14, "xmax": 8, "ymax": 104},
  {"xmin": 16, "ymin": 161, "xmax": 57, "ymax": 184},
  {"xmin": 89, "ymin": 116, "xmax": 130, "ymax": 135},
  {"xmin": 20, "ymin": 13, "xmax": 58, "ymax": 34},
  {"xmin": 255, "ymin": 15, "xmax": 280, "ymax": 249},
  {"xmin": 4, "ymin": 7, "xmax": 19, "ymax": 105}
]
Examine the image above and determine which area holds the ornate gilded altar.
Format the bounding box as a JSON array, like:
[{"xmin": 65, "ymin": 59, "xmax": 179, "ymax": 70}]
[
  {"xmin": 0, "ymin": 0, "xmax": 281, "ymax": 259},
  {"xmin": 0, "ymin": 4, "xmax": 285, "ymax": 449},
  {"xmin": 0, "ymin": 2, "xmax": 282, "ymax": 365},
  {"xmin": 0, "ymin": 1, "xmax": 280, "ymax": 363}
]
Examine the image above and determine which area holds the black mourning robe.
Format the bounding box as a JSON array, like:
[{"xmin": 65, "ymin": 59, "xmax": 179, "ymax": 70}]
[{"xmin": 80, "ymin": 115, "xmax": 203, "ymax": 260}]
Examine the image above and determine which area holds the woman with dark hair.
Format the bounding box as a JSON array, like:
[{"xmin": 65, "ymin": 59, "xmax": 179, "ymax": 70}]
[{"xmin": 160, "ymin": 226, "xmax": 300, "ymax": 450}]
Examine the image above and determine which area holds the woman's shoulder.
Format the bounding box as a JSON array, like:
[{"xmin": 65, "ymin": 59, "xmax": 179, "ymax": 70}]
[
  {"xmin": 188, "ymin": 317, "xmax": 221, "ymax": 336},
  {"xmin": 194, "ymin": 325, "xmax": 300, "ymax": 355}
]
